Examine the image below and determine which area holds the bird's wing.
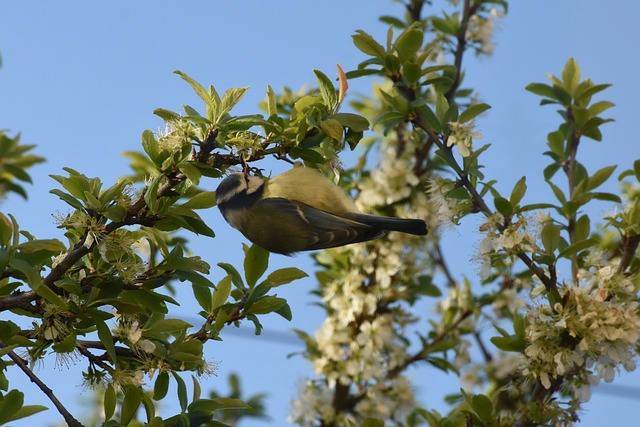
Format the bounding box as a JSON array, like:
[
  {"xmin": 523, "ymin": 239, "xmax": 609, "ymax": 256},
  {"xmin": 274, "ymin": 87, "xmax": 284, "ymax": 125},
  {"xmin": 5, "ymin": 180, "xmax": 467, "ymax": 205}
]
[{"xmin": 261, "ymin": 198, "xmax": 384, "ymax": 251}]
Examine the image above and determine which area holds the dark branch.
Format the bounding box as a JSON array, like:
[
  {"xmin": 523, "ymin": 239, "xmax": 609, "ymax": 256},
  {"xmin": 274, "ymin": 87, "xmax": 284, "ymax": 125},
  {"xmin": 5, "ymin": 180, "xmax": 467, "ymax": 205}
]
[{"xmin": 0, "ymin": 340, "xmax": 85, "ymax": 427}]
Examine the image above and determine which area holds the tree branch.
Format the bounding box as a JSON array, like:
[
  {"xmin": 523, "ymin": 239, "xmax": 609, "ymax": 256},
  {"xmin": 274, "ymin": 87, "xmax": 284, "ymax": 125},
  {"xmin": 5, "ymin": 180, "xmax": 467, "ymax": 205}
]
[{"xmin": 0, "ymin": 340, "xmax": 85, "ymax": 427}]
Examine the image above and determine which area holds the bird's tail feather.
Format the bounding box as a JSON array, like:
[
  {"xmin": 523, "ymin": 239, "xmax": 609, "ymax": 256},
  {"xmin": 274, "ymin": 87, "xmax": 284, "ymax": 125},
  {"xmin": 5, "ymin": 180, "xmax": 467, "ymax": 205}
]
[{"xmin": 346, "ymin": 213, "xmax": 428, "ymax": 236}]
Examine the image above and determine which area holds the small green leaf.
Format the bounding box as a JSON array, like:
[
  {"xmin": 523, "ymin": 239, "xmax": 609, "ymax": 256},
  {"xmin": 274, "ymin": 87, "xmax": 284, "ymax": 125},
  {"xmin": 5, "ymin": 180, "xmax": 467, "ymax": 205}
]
[
  {"xmin": 121, "ymin": 386, "xmax": 142, "ymax": 426},
  {"xmin": 262, "ymin": 267, "xmax": 308, "ymax": 288},
  {"xmin": 95, "ymin": 320, "xmax": 117, "ymax": 367},
  {"xmin": 574, "ymin": 214, "xmax": 591, "ymax": 242},
  {"xmin": 561, "ymin": 58, "xmax": 580, "ymax": 96},
  {"xmin": 490, "ymin": 335, "xmax": 525, "ymax": 352},
  {"xmin": 459, "ymin": 103, "xmax": 491, "ymax": 123},
  {"xmin": 173, "ymin": 372, "xmax": 188, "ymax": 412},
  {"xmin": 49, "ymin": 189, "xmax": 84, "ymax": 210},
  {"xmin": 212, "ymin": 275, "xmax": 232, "ymax": 310},
  {"xmin": 243, "ymin": 296, "xmax": 287, "ymax": 315},
  {"xmin": 352, "ymin": 30, "xmax": 386, "ymax": 58},
  {"xmin": 217, "ymin": 262, "xmax": 245, "ymax": 289},
  {"xmin": 0, "ymin": 390, "xmax": 24, "ymax": 424},
  {"xmin": 541, "ymin": 222, "xmax": 561, "ymax": 255},
  {"xmin": 328, "ymin": 113, "xmax": 370, "ymax": 132},
  {"xmin": 16, "ymin": 239, "xmax": 66, "ymax": 254},
  {"xmin": 471, "ymin": 393, "xmax": 494, "ymax": 423},
  {"xmin": 266, "ymin": 85, "xmax": 277, "ymax": 117},
  {"xmin": 394, "ymin": 27, "xmax": 423, "ymax": 62},
  {"xmin": 494, "ymin": 197, "xmax": 513, "ymax": 218},
  {"xmin": 525, "ymin": 82, "xmax": 558, "ymax": 100},
  {"xmin": 174, "ymin": 70, "xmax": 217, "ymax": 121},
  {"xmin": 509, "ymin": 176, "xmax": 527, "ymax": 207},
  {"xmin": 181, "ymin": 191, "xmax": 217, "ymax": 210},
  {"xmin": 586, "ymin": 165, "xmax": 616, "ymax": 191},
  {"xmin": 558, "ymin": 238, "xmax": 597, "ymax": 259},
  {"xmin": 244, "ymin": 244, "xmax": 269, "ymax": 289},
  {"xmin": 153, "ymin": 372, "xmax": 170, "ymax": 401},
  {"xmin": 1, "ymin": 404, "xmax": 47, "ymax": 424},
  {"xmin": 362, "ymin": 418, "xmax": 385, "ymax": 427},
  {"xmin": 219, "ymin": 87, "xmax": 249, "ymax": 119},
  {"xmin": 320, "ymin": 118, "xmax": 344, "ymax": 141},
  {"xmin": 192, "ymin": 376, "xmax": 202, "ymax": 402},
  {"xmin": 104, "ymin": 384, "xmax": 116, "ymax": 420},
  {"xmin": 314, "ymin": 69, "xmax": 338, "ymax": 109},
  {"xmin": 51, "ymin": 331, "xmax": 76, "ymax": 353},
  {"xmin": 192, "ymin": 284, "xmax": 213, "ymax": 313}
]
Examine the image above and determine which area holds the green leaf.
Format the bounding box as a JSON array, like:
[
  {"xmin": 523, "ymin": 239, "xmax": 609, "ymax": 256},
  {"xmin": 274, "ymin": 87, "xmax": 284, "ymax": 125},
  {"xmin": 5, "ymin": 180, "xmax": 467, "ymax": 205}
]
[
  {"xmin": 151, "ymin": 318, "xmax": 191, "ymax": 333},
  {"xmin": 141, "ymin": 130, "xmax": 162, "ymax": 168},
  {"xmin": 415, "ymin": 275, "xmax": 441, "ymax": 297},
  {"xmin": 490, "ymin": 335, "xmax": 525, "ymax": 352},
  {"xmin": 494, "ymin": 197, "xmax": 513, "ymax": 218},
  {"xmin": 525, "ymin": 82, "xmax": 558, "ymax": 100},
  {"xmin": 153, "ymin": 108, "xmax": 181, "ymax": 121},
  {"xmin": 561, "ymin": 57, "xmax": 580, "ymax": 96},
  {"xmin": 51, "ymin": 330, "xmax": 76, "ymax": 353},
  {"xmin": 509, "ymin": 176, "xmax": 527, "ymax": 207},
  {"xmin": 244, "ymin": 244, "xmax": 269, "ymax": 289},
  {"xmin": 459, "ymin": 103, "xmax": 491, "ymax": 123},
  {"xmin": 266, "ymin": 85, "xmax": 277, "ymax": 117},
  {"xmin": 144, "ymin": 174, "xmax": 164, "ymax": 212},
  {"xmin": 586, "ymin": 165, "xmax": 616, "ymax": 191},
  {"xmin": 243, "ymin": 296, "xmax": 287, "ymax": 315},
  {"xmin": 547, "ymin": 180, "xmax": 567, "ymax": 204},
  {"xmin": 314, "ymin": 69, "xmax": 338, "ymax": 109},
  {"xmin": 104, "ymin": 384, "xmax": 116, "ymax": 420},
  {"xmin": 394, "ymin": 27, "xmax": 423, "ymax": 62},
  {"xmin": 275, "ymin": 302, "xmax": 292, "ymax": 321},
  {"xmin": 173, "ymin": 372, "xmax": 188, "ymax": 412},
  {"xmin": 415, "ymin": 104, "xmax": 442, "ymax": 133},
  {"xmin": 320, "ymin": 118, "xmax": 344, "ymax": 141},
  {"xmin": 217, "ymin": 262, "xmax": 245, "ymax": 289},
  {"xmin": 1, "ymin": 404, "xmax": 47, "ymax": 424},
  {"xmin": 0, "ymin": 390, "xmax": 24, "ymax": 424},
  {"xmin": 49, "ymin": 189, "xmax": 84, "ymax": 210},
  {"xmin": 219, "ymin": 87, "xmax": 249, "ymax": 119},
  {"xmin": 588, "ymin": 100, "xmax": 615, "ymax": 116},
  {"xmin": 178, "ymin": 161, "xmax": 202, "ymax": 185},
  {"xmin": 16, "ymin": 239, "xmax": 66, "ymax": 254},
  {"xmin": 181, "ymin": 191, "xmax": 217, "ymax": 210},
  {"xmin": 153, "ymin": 372, "xmax": 170, "ymax": 401},
  {"xmin": 328, "ymin": 113, "xmax": 370, "ymax": 132},
  {"xmin": 541, "ymin": 222, "xmax": 561, "ymax": 255},
  {"xmin": 174, "ymin": 70, "xmax": 217, "ymax": 121},
  {"xmin": 471, "ymin": 393, "xmax": 494, "ymax": 423},
  {"xmin": 95, "ymin": 320, "xmax": 117, "ymax": 368},
  {"xmin": 362, "ymin": 418, "xmax": 385, "ymax": 427},
  {"xmin": 352, "ymin": 30, "xmax": 386, "ymax": 58},
  {"xmin": 262, "ymin": 267, "xmax": 308, "ymax": 288},
  {"xmin": 192, "ymin": 376, "xmax": 201, "ymax": 402},
  {"xmin": 574, "ymin": 214, "xmax": 591, "ymax": 242},
  {"xmin": 4, "ymin": 164, "xmax": 32, "ymax": 183},
  {"xmin": 121, "ymin": 385, "xmax": 142, "ymax": 426},
  {"xmin": 192, "ymin": 284, "xmax": 213, "ymax": 313},
  {"xmin": 212, "ymin": 275, "xmax": 232, "ymax": 310},
  {"xmin": 558, "ymin": 238, "xmax": 597, "ymax": 259}
]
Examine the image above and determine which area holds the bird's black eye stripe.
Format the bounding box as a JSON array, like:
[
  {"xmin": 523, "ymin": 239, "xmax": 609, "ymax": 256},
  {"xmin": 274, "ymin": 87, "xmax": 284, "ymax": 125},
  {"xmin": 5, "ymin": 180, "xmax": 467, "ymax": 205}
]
[{"xmin": 226, "ymin": 182, "xmax": 264, "ymax": 209}]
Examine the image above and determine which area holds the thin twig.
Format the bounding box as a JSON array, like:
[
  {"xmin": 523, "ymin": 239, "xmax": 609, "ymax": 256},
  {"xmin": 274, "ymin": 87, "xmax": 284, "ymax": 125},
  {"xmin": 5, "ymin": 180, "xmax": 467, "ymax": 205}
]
[{"xmin": 0, "ymin": 340, "xmax": 85, "ymax": 427}]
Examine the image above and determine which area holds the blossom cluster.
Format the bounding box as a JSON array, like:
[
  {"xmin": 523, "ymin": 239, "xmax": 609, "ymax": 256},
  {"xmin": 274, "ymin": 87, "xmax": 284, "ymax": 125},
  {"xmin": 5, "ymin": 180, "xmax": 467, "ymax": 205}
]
[
  {"xmin": 290, "ymin": 136, "xmax": 433, "ymax": 425},
  {"xmin": 524, "ymin": 260, "xmax": 640, "ymax": 394}
]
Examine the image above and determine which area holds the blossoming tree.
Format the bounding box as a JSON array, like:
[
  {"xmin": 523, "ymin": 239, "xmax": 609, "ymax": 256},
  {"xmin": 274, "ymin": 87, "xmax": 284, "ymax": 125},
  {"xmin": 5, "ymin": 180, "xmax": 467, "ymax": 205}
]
[{"xmin": 1, "ymin": 1, "xmax": 639, "ymax": 426}]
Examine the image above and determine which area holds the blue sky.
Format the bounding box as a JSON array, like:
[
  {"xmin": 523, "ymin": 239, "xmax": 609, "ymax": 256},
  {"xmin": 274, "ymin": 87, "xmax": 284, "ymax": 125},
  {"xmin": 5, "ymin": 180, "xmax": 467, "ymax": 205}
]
[{"xmin": 1, "ymin": 1, "xmax": 639, "ymax": 426}]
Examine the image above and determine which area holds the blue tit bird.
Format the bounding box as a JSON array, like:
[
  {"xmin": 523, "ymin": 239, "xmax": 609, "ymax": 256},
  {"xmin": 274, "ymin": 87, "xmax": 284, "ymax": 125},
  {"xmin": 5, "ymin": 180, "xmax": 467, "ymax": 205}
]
[{"xmin": 215, "ymin": 166, "xmax": 427, "ymax": 255}]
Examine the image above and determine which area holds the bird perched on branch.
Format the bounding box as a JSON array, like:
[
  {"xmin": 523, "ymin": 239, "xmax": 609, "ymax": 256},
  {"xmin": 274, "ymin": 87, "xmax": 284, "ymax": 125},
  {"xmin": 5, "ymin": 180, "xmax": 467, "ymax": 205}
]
[{"xmin": 215, "ymin": 166, "xmax": 427, "ymax": 255}]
